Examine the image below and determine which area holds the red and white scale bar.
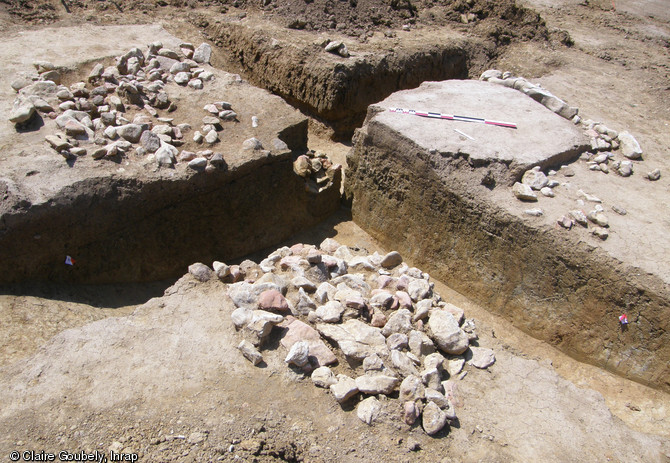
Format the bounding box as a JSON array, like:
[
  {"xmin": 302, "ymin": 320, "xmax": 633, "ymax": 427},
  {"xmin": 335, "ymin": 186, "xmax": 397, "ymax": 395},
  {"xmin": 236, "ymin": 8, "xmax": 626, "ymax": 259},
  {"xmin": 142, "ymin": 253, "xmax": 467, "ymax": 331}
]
[{"xmin": 388, "ymin": 107, "xmax": 517, "ymax": 129}]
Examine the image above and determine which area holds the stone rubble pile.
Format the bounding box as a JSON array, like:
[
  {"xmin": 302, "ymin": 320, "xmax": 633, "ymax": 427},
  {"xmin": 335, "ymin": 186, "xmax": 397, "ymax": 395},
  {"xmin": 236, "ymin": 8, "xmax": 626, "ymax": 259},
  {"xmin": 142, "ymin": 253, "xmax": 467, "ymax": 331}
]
[
  {"xmin": 512, "ymin": 165, "xmax": 614, "ymax": 239},
  {"xmin": 487, "ymin": 69, "xmax": 663, "ymax": 239},
  {"xmin": 480, "ymin": 69, "xmax": 578, "ymax": 121},
  {"xmin": 482, "ymin": 69, "xmax": 661, "ymax": 181},
  {"xmin": 188, "ymin": 239, "xmax": 495, "ymax": 436},
  {"xmin": 7, "ymin": 42, "xmax": 272, "ymax": 170},
  {"xmin": 293, "ymin": 150, "xmax": 343, "ymax": 194}
]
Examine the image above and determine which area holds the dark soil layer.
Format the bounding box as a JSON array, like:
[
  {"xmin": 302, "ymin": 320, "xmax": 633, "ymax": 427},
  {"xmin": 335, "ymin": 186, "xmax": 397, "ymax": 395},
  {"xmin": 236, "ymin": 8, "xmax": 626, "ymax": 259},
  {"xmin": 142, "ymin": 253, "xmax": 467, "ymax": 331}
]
[
  {"xmin": 0, "ymin": 149, "xmax": 341, "ymax": 285},
  {"xmin": 345, "ymin": 116, "xmax": 670, "ymax": 393},
  {"xmin": 203, "ymin": 20, "xmax": 473, "ymax": 137},
  {"xmin": 5, "ymin": 0, "xmax": 550, "ymax": 44}
]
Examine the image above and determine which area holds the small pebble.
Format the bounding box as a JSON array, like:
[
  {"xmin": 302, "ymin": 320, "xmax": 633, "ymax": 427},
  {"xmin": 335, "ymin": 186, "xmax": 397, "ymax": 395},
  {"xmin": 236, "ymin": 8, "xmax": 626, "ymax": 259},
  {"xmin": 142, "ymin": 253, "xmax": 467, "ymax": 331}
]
[{"xmin": 647, "ymin": 169, "xmax": 661, "ymax": 181}]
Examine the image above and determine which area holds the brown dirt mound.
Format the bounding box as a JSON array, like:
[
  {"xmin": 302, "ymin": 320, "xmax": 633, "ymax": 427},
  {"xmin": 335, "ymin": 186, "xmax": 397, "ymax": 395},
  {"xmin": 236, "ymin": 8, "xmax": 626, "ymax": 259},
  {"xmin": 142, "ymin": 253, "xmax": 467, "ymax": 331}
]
[
  {"xmin": 0, "ymin": 0, "xmax": 58, "ymax": 23},
  {"xmin": 231, "ymin": 0, "xmax": 549, "ymax": 44},
  {"xmin": 7, "ymin": 0, "xmax": 550, "ymax": 45}
]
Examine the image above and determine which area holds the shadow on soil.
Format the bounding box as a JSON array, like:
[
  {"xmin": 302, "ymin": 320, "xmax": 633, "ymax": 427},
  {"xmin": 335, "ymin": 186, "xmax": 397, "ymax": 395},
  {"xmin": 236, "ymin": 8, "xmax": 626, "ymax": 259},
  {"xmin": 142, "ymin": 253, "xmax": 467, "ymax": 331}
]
[
  {"xmin": 0, "ymin": 207, "xmax": 350, "ymax": 309},
  {"xmin": 0, "ymin": 279, "xmax": 176, "ymax": 309},
  {"xmin": 234, "ymin": 207, "xmax": 352, "ymax": 265}
]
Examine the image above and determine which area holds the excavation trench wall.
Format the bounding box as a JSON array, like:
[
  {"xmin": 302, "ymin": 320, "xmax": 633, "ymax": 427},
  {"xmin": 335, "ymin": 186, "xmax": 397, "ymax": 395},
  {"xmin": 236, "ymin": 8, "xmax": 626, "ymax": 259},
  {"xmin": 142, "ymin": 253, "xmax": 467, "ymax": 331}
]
[
  {"xmin": 203, "ymin": 21, "xmax": 472, "ymax": 137},
  {"xmin": 0, "ymin": 148, "xmax": 341, "ymax": 285},
  {"xmin": 345, "ymin": 118, "xmax": 670, "ymax": 392}
]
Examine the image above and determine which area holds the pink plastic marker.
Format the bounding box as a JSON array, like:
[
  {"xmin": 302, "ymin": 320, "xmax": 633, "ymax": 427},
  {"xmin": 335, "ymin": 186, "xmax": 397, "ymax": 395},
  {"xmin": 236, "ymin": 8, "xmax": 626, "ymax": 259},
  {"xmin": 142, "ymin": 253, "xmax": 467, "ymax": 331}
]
[{"xmin": 388, "ymin": 107, "xmax": 517, "ymax": 129}]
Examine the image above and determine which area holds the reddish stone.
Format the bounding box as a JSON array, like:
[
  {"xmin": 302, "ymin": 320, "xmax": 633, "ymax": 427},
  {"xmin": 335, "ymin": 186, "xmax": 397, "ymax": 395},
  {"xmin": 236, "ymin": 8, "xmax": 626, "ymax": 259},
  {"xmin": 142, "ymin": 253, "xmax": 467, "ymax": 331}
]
[
  {"xmin": 258, "ymin": 289, "xmax": 289, "ymax": 313},
  {"xmin": 396, "ymin": 291, "xmax": 413, "ymax": 310},
  {"xmin": 389, "ymin": 296, "xmax": 399, "ymax": 311},
  {"xmin": 280, "ymin": 319, "xmax": 337, "ymax": 366},
  {"xmin": 289, "ymin": 243, "xmax": 304, "ymax": 254},
  {"xmin": 370, "ymin": 310, "xmax": 387, "ymax": 328},
  {"xmin": 396, "ymin": 275, "xmax": 410, "ymax": 291},
  {"xmin": 403, "ymin": 401, "xmax": 420, "ymax": 425},
  {"xmin": 377, "ymin": 275, "xmax": 393, "ymax": 289}
]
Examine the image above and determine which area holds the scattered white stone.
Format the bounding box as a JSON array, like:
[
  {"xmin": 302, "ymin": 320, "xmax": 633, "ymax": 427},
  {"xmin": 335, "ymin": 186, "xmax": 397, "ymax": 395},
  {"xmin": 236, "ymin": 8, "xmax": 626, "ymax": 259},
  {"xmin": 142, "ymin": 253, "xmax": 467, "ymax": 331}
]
[
  {"xmin": 618, "ymin": 131, "xmax": 642, "ymax": 159},
  {"xmin": 587, "ymin": 211, "xmax": 609, "ymax": 227},
  {"xmin": 569, "ymin": 210, "xmax": 588, "ymax": 226},
  {"xmin": 311, "ymin": 366, "xmax": 337, "ymax": 388},
  {"xmin": 9, "ymin": 98, "xmax": 35, "ymax": 124},
  {"xmin": 647, "ymin": 169, "xmax": 661, "ymax": 181},
  {"xmin": 242, "ymin": 137, "xmax": 263, "ymax": 150},
  {"xmin": 315, "ymin": 282, "xmax": 336, "ymax": 304},
  {"xmin": 592, "ymin": 227, "xmax": 609, "ymax": 240},
  {"xmin": 285, "ymin": 340, "xmax": 310, "ymax": 367},
  {"xmin": 540, "ymin": 187, "xmax": 555, "ymax": 198},
  {"xmin": 408, "ymin": 279, "xmax": 431, "ymax": 302},
  {"xmin": 205, "ymin": 130, "xmax": 219, "ymax": 144},
  {"xmin": 174, "ymin": 72, "xmax": 190, "ymax": 85},
  {"xmin": 399, "ymin": 375, "xmax": 425, "ymax": 402},
  {"xmin": 330, "ymin": 374, "xmax": 359, "ymax": 403},
  {"xmin": 616, "ymin": 160, "xmax": 633, "ymax": 177},
  {"xmin": 188, "ymin": 79, "xmax": 203, "ymax": 90},
  {"xmin": 422, "ymin": 401, "xmax": 448, "ymax": 435},
  {"xmin": 446, "ymin": 358, "xmax": 465, "ymax": 376},
  {"xmin": 315, "ymin": 300, "xmax": 344, "ymax": 323},
  {"xmin": 381, "ymin": 309, "xmax": 413, "ymax": 336},
  {"xmin": 363, "ymin": 353, "xmax": 385, "ymax": 372},
  {"xmin": 292, "ymin": 276, "xmax": 317, "ymax": 292},
  {"xmin": 213, "ymin": 261, "xmax": 230, "ymax": 279},
  {"xmin": 188, "ymin": 157, "xmax": 207, "ymax": 169},
  {"xmin": 425, "ymin": 388, "xmax": 449, "ymax": 408},
  {"xmin": 469, "ymin": 346, "xmax": 496, "ymax": 369},
  {"xmin": 116, "ymin": 124, "xmax": 144, "ymax": 143},
  {"xmin": 413, "ymin": 299, "xmax": 431, "ymax": 322},
  {"xmin": 524, "ymin": 209, "xmax": 543, "ymax": 217},
  {"xmin": 513, "ymin": 182, "xmax": 538, "ymax": 201},
  {"xmin": 296, "ymin": 288, "xmax": 317, "ymax": 315},
  {"xmin": 45, "ymin": 134, "xmax": 71, "ymax": 151},
  {"xmin": 357, "ymin": 397, "xmax": 382, "ymax": 425},
  {"xmin": 155, "ymin": 144, "xmax": 177, "ymax": 167},
  {"xmin": 578, "ymin": 189, "xmax": 602, "ymax": 203},
  {"xmin": 238, "ymin": 340, "xmax": 263, "ymax": 366},
  {"xmin": 193, "ymin": 43, "xmax": 213, "ymax": 64},
  {"xmin": 428, "ymin": 310, "xmax": 469, "ymax": 355},
  {"xmin": 355, "ymin": 375, "xmax": 399, "ymax": 395},
  {"xmin": 522, "ymin": 166, "xmax": 548, "ymax": 190}
]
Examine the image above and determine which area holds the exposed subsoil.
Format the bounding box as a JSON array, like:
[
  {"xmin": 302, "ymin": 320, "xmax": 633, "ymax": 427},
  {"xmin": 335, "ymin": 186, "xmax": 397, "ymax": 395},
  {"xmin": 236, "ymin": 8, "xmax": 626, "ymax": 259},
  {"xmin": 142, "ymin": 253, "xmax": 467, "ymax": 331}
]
[{"xmin": 0, "ymin": 0, "xmax": 669, "ymax": 462}]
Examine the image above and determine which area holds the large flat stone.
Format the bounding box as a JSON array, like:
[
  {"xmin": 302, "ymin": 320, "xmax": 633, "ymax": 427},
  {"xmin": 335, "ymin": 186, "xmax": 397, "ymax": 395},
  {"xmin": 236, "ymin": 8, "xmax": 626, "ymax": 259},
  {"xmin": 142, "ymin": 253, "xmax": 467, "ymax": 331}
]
[{"xmin": 370, "ymin": 80, "xmax": 589, "ymax": 181}]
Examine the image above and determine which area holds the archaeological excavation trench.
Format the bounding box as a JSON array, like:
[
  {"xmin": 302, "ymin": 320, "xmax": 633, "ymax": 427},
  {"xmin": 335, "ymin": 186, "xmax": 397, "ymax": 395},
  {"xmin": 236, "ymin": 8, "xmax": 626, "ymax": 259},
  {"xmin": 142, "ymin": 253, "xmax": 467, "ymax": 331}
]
[{"xmin": 0, "ymin": 18, "xmax": 668, "ymax": 403}]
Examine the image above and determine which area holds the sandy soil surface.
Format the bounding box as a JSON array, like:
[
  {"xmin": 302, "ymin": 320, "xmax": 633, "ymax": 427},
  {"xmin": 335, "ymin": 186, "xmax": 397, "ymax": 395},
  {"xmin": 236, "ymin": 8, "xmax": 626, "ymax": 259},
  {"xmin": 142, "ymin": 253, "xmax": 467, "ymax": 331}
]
[{"xmin": 1, "ymin": 214, "xmax": 669, "ymax": 462}]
